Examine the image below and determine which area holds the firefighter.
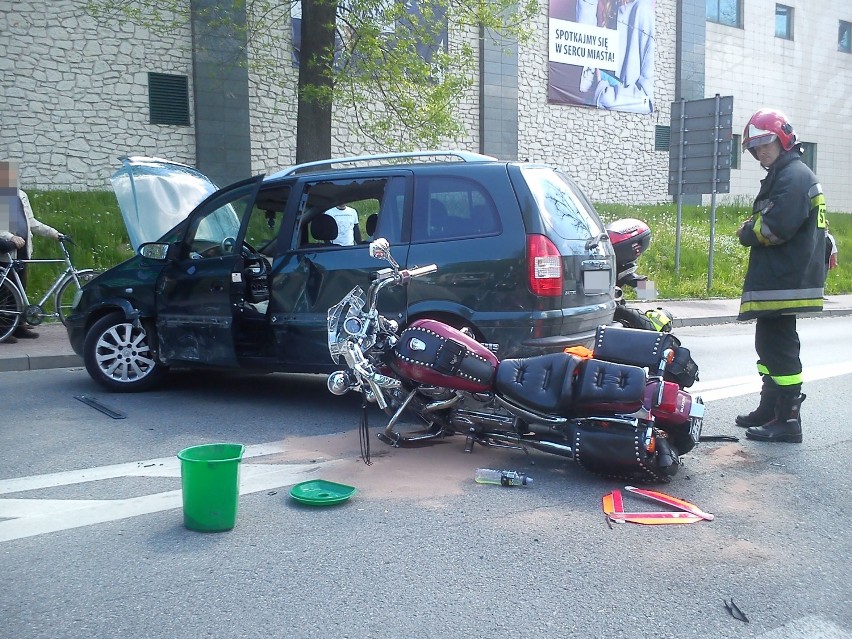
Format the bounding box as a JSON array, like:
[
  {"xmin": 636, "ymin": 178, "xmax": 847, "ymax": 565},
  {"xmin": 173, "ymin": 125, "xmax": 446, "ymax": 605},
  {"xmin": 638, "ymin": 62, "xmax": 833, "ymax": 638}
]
[{"xmin": 734, "ymin": 109, "xmax": 826, "ymax": 443}]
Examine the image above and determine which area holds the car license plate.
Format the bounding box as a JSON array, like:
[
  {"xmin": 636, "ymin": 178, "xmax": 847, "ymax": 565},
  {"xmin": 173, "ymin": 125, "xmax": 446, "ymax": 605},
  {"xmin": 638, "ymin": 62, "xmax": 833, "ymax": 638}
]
[{"xmin": 583, "ymin": 269, "xmax": 610, "ymax": 293}]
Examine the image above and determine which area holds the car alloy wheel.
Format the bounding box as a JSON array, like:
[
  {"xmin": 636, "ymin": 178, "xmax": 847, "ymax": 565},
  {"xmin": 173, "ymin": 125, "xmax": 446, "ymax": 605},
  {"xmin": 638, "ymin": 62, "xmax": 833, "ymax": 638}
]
[{"xmin": 83, "ymin": 312, "xmax": 166, "ymax": 392}]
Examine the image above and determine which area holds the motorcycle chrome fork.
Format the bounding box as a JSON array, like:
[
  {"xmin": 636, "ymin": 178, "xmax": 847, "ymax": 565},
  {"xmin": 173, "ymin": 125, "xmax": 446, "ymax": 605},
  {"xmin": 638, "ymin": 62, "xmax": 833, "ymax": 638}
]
[{"xmin": 378, "ymin": 386, "xmax": 460, "ymax": 446}]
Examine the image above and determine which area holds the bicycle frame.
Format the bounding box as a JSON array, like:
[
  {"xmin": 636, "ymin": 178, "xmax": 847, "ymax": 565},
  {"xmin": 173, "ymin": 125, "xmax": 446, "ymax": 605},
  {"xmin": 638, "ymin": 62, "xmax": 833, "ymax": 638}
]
[{"xmin": 0, "ymin": 239, "xmax": 96, "ymax": 326}]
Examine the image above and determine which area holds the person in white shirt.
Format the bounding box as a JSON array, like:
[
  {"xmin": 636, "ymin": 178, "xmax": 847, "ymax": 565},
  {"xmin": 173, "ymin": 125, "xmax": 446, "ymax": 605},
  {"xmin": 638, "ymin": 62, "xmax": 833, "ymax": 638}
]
[{"xmin": 324, "ymin": 204, "xmax": 361, "ymax": 246}]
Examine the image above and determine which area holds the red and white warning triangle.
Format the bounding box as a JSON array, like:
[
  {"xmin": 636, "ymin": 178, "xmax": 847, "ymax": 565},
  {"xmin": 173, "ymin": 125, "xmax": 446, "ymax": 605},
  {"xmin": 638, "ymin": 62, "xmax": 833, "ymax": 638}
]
[{"xmin": 602, "ymin": 486, "xmax": 714, "ymax": 525}]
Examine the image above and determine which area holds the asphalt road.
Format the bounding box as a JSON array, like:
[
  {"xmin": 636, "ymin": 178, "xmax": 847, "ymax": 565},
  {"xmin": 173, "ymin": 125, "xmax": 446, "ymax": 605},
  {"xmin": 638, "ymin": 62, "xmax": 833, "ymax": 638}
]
[{"xmin": 1, "ymin": 318, "xmax": 850, "ymax": 639}]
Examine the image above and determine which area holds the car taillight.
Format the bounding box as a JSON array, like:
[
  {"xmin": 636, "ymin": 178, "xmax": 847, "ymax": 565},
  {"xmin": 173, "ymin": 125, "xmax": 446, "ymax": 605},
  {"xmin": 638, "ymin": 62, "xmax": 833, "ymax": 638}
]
[{"xmin": 527, "ymin": 234, "xmax": 562, "ymax": 297}]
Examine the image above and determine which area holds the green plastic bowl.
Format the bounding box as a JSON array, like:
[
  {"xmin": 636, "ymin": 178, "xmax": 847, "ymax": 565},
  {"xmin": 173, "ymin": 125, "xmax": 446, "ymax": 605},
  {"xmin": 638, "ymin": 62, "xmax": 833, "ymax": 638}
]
[{"xmin": 289, "ymin": 479, "xmax": 356, "ymax": 506}]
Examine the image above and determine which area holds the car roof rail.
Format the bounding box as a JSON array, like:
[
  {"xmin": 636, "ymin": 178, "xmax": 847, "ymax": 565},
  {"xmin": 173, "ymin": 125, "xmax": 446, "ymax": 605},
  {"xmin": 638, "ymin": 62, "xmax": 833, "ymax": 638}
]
[{"xmin": 267, "ymin": 150, "xmax": 497, "ymax": 179}]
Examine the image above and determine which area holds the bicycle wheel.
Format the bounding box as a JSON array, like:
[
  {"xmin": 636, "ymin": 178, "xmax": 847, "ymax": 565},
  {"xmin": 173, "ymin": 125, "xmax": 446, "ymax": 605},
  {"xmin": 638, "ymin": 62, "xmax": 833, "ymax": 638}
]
[
  {"xmin": 0, "ymin": 279, "xmax": 23, "ymax": 342},
  {"xmin": 56, "ymin": 269, "xmax": 100, "ymax": 326}
]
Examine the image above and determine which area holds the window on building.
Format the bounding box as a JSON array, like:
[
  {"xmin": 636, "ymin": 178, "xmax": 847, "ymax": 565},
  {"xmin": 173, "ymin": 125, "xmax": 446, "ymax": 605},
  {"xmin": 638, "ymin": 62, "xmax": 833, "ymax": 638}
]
[
  {"xmin": 775, "ymin": 5, "xmax": 794, "ymax": 40},
  {"xmin": 840, "ymin": 21, "xmax": 852, "ymax": 53},
  {"xmin": 731, "ymin": 134, "xmax": 741, "ymax": 169},
  {"xmin": 654, "ymin": 125, "xmax": 670, "ymax": 151},
  {"xmin": 800, "ymin": 143, "xmax": 817, "ymax": 173},
  {"xmin": 148, "ymin": 73, "xmax": 190, "ymax": 126},
  {"xmin": 706, "ymin": 0, "xmax": 741, "ymax": 27}
]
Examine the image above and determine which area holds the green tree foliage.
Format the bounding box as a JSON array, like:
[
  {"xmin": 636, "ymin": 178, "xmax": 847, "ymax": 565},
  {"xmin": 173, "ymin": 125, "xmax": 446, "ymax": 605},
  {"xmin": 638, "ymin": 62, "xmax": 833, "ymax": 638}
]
[{"xmin": 85, "ymin": 0, "xmax": 540, "ymax": 162}]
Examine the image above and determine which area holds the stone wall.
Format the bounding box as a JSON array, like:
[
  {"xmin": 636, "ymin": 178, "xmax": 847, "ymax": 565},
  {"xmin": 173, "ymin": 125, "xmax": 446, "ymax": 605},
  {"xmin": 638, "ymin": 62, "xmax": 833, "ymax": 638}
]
[
  {"xmin": 0, "ymin": 1, "xmax": 195, "ymax": 190},
  {"xmin": 4, "ymin": 0, "xmax": 851, "ymax": 211}
]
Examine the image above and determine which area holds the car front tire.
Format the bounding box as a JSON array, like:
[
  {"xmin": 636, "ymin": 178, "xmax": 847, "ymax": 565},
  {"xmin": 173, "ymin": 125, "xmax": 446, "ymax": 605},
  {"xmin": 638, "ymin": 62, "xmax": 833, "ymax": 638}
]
[{"xmin": 83, "ymin": 312, "xmax": 166, "ymax": 392}]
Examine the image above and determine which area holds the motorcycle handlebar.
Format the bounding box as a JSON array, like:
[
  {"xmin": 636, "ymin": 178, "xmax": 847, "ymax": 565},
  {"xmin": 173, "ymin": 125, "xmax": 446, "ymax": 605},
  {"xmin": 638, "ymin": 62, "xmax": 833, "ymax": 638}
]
[{"xmin": 404, "ymin": 264, "xmax": 438, "ymax": 278}]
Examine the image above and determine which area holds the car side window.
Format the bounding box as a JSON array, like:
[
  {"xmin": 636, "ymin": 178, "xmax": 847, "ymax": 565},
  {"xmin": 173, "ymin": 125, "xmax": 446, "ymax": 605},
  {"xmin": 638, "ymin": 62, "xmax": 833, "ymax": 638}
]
[
  {"xmin": 293, "ymin": 177, "xmax": 405, "ymax": 249},
  {"xmin": 186, "ymin": 187, "xmax": 254, "ymax": 259},
  {"xmin": 412, "ymin": 176, "xmax": 501, "ymax": 242}
]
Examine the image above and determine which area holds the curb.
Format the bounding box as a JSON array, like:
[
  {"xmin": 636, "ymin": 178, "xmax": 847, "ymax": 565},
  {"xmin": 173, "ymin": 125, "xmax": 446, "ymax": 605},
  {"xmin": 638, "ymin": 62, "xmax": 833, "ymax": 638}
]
[
  {"xmin": 0, "ymin": 353, "xmax": 83, "ymax": 373},
  {"xmin": 673, "ymin": 307, "xmax": 852, "ymax": 329}
]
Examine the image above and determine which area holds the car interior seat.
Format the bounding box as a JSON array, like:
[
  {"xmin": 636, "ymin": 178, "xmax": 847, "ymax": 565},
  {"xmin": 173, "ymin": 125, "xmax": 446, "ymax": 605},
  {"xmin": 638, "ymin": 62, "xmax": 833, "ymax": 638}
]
[
  {"xmin": 429, "ymin": 199, "xmax": 450, "ymax": 239},
  {"xmin": 307, "ymin": 213, "xmax": 339, "ymax": 245},
  {"xmin": 365, "ymin": 213, "xmax": 377, "ymax": 239}
]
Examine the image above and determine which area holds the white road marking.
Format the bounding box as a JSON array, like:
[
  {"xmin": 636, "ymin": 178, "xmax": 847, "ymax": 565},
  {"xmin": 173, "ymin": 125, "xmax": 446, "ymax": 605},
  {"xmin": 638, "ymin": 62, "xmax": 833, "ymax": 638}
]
[
  {"xmin": 0, "ymin": 442, "xmax": 339, "ymax": 543},
  {"xmin": 690, "ymin": 361, "xmax": 852, "ymax": 402},
  {"xmin": 756, "ymin": 614, "xmax": 852, "ymax": 638},
  {"xmin": 0, "ymin": 441, "xmax": 290, "ymax": 495}
]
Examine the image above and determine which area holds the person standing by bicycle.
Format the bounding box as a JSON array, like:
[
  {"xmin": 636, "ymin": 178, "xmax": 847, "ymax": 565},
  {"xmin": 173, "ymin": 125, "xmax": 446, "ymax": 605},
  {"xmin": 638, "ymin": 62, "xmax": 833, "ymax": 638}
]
[{"xmin": 1, "ymin": 160, "xmax": 64, "ymax": 340}]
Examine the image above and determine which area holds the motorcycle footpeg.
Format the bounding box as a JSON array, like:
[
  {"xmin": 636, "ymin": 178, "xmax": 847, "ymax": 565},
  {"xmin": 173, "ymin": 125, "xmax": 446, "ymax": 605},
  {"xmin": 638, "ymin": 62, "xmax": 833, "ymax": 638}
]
[
  {"xmin": 464, "ymin": 432, "xmax": 475, "ymax": 453},
  {"xmin": 377, "ymin": 431, "xmax": 401, "ymax": 447}
]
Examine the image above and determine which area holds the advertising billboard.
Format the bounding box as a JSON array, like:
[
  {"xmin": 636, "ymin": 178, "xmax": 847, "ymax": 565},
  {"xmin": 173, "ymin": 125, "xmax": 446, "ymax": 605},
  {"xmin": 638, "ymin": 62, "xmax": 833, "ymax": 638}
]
[{"xmin": 548, "ymin": 0, "xmax": 655, "ymax": 114}]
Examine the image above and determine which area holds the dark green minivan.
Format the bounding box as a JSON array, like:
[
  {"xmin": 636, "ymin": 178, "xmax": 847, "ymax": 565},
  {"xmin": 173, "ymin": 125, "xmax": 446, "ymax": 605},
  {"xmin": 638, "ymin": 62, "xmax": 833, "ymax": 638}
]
[{"xmin": 67, "ymin": 152, "xmax": 616, "ymax": 391}]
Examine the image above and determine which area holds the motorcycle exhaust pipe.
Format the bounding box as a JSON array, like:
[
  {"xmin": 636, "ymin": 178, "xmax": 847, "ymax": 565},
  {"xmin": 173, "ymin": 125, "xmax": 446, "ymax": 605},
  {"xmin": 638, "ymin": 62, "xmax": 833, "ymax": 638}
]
[{"xmin": 483, "ymin": 431, "xmax": 575, "ymax": 459}]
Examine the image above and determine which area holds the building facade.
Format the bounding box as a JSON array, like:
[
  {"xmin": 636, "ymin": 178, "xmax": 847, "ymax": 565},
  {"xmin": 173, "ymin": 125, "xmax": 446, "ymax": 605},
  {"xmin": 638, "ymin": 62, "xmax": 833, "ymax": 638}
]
[{"xmin": 1, "ymin": 0, "xmax": 850, "ymax": 211}]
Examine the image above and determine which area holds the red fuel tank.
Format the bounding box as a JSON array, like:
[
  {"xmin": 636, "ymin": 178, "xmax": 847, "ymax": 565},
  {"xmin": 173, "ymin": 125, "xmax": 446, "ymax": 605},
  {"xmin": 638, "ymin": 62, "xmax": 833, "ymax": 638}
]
[{"xmin": 390, "ymin": 319, "xmax": 498, "ymax": 392}]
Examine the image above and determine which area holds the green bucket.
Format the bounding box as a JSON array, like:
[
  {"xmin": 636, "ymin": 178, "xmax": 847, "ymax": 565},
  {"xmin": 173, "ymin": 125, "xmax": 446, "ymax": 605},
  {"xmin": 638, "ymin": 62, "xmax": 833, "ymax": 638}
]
[{"xmin": 177, "ymin": 443, "xmax": 245, "ymax": 532}]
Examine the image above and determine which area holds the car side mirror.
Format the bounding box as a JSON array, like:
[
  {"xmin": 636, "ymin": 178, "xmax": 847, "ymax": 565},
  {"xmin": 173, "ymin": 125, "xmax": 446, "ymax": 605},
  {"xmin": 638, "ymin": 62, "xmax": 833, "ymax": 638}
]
[{"xmin": 138, "ymin": 242, "xmax": 171, "ymax": 261}]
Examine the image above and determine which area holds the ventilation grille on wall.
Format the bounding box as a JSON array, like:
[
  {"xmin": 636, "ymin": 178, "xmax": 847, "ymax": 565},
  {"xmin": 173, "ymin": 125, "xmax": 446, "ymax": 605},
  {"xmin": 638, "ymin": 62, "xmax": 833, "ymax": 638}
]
[
  {"xmin": 148, "ymin": 73, "xmax": 190, "ymax": 126},
  {"xmin": 654, "ymin": 125, "xmax": 671, "ymax": 151}
]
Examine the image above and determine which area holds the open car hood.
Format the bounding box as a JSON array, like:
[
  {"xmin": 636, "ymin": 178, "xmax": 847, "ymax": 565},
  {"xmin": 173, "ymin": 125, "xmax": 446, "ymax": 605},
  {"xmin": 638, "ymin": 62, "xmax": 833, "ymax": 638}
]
[{"xmin": 111, "ymin": 156, "xmax": 219, "ymax": 250}]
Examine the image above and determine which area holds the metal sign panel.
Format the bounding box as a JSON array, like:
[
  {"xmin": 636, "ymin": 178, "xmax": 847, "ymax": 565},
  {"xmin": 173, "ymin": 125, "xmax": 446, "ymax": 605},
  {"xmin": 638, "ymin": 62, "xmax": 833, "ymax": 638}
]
[
  {"xmin": 671, "ymin": 95, "xmax": 734, "ymax": 119},
  {"xmin": 668, "ymin": 140, "xmax": 732, "ymax": 160},
  {"xmin": 668, "ymin": 95, "xmax": 734, "ymax": 196}
]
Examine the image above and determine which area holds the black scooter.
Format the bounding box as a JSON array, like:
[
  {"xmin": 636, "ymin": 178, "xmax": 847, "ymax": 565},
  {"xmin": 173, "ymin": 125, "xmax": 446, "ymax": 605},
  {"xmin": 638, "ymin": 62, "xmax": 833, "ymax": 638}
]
[{"xmin": 606, "ymin": 218, "xmax": 674, "ymax": 332}]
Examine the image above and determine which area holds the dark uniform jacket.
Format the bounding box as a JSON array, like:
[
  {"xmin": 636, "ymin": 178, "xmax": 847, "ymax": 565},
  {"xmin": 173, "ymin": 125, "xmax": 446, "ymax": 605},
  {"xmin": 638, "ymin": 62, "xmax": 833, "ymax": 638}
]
[{"xmin": 737, "ymin": 150, "xmax": 826, "ymax": 320}]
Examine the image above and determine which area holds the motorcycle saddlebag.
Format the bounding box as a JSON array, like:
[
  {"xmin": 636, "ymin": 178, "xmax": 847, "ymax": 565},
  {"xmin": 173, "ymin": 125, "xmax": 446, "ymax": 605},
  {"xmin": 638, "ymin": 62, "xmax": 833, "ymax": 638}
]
[
  {"xmin": 390, "ymin": 319, "xmax": 498, "ymax": 393},
  {"xmin": 594, "ymin": 325, "xmax": 676, "ymax": 368},
  {"xmin": 573, "ymin": 420, "xmax": 669, "ymax": 483},
  {"xmin": 594, "ymin": 325, "xmax": 698, "ymax": 388}
]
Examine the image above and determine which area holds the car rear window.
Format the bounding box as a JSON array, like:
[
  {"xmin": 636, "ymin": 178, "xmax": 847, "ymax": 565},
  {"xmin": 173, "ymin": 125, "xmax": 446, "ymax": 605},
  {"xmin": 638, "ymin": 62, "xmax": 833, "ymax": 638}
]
[{"xmin": 520, "ymin": 167, "xmax": 605, "ymax": 240}]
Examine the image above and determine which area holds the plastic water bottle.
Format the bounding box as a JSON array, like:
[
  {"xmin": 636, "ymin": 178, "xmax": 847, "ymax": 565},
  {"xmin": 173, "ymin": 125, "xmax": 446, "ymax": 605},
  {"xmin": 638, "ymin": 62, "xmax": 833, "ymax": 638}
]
[{"xmin": 474, "ymin": 468, "xmax": 533, "ymax": 487}]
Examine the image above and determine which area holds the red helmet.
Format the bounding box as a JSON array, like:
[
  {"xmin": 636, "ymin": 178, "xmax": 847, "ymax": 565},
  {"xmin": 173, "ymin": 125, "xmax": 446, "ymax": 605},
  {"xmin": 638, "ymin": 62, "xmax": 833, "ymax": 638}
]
[{"xmin": 742, "ymin": 109, "xmax": 798, "ymax": 158}]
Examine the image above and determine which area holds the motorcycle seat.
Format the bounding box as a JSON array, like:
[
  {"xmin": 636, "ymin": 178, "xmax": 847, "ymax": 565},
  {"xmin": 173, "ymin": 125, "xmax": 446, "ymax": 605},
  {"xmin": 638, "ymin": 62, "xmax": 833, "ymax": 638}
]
[
  {"xmin": 571, "ymin": 358, "xmax": 646, "ymax": 413},
  {"xmin": 495, "ymin": 353, "xmax": 582, "ymax": 414}
]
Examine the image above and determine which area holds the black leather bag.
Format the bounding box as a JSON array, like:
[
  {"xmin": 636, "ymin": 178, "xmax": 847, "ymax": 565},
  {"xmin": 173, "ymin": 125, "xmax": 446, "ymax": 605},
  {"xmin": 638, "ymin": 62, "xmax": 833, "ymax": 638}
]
[
  {"xmin": 594, "ymin": 325, "xmax": 676, "ymax": 369},
  {"xmin": 594, "ymin": 325, "xmax": 699, "ymax": 388},
  {"xmin": 665, "ymin": 345, "xmax": 699, "ymax": 388}
]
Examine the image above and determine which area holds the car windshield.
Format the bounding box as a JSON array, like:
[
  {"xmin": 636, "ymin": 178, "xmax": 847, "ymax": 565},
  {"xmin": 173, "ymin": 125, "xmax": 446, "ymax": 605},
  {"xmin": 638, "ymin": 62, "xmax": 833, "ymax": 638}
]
[
  {"xmin": 521, "ymin": 167, "xmax": 605, "ymax": 240},
  {"xmin": 111, "ymin": 157, "xmax": 219, "ymax": 250},
  {"xmin": 196, "ymin": 203, "xmax": 241, "ymax": 242}
]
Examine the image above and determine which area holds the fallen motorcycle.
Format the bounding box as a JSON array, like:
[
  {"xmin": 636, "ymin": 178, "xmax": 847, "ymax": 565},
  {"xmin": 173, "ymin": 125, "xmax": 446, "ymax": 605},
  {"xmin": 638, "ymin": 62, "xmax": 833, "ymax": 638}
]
[{"xmin": 326, "ymin": 239, "xmax": 704, "ymax": 483}]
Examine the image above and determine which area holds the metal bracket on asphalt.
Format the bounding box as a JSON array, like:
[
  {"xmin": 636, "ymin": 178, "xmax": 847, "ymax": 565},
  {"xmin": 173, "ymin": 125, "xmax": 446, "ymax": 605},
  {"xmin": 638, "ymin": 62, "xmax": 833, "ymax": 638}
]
[
  {"xmin": 74, "ymin": 395, "xmax": 126, "ymax": 419},
  {"xmin": 723, "ymin": 598, "xmax": 749, "ymax": 623}
]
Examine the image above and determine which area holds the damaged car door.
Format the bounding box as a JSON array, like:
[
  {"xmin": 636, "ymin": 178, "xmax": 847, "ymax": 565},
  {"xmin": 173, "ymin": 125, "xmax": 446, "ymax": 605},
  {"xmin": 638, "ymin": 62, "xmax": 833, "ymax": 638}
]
[
  {"xmin": 269, "ymin": 174, "xmax": 410, "ymax": 370},
  {"xmin": 155, "ymin": 176, "xmax": 264, "ymax": 367}
]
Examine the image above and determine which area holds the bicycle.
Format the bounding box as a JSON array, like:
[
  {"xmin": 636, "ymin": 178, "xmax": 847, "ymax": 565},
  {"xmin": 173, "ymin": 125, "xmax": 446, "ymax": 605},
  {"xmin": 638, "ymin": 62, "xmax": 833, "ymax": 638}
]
[{"xmin": 0, "ymin": 235, "xmax": 100, "ymax": 342}]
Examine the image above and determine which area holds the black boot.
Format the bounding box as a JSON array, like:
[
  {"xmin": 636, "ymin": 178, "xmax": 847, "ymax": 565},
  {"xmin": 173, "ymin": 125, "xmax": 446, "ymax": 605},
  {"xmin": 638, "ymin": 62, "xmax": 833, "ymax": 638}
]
[
  {"xmin": 735, "ymin": 383, "xmax": 779, "ymax": 428},
  {"xmin": 746, "ymin": 393, "xmax": 804, "ymax": 443}
]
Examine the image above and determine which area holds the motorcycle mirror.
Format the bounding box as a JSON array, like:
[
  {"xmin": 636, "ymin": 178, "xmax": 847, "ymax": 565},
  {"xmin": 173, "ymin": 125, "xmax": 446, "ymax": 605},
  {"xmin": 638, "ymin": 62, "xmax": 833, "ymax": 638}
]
[
  {"xmin": 369, "ymin": 238, "xmax": 390, "ymax": 259},
  {"xmin": 369, "ymin": 238, "xmax": 400, "ymax": 271}
]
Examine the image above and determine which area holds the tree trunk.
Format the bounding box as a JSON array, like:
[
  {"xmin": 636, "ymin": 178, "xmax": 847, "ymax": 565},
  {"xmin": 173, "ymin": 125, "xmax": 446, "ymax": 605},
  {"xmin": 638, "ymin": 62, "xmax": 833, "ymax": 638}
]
[{"xmin": 296, "ymin": 0, "xmax": 337, "ymax": 164}]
